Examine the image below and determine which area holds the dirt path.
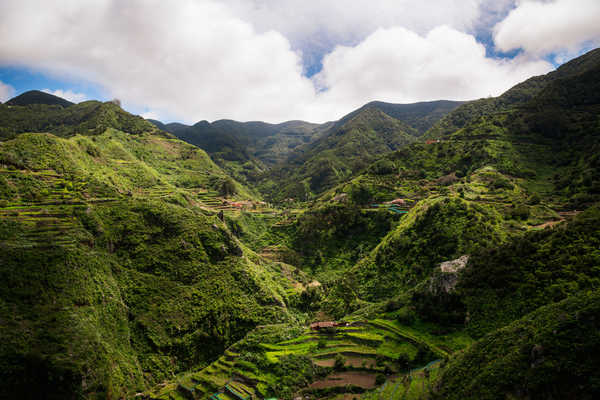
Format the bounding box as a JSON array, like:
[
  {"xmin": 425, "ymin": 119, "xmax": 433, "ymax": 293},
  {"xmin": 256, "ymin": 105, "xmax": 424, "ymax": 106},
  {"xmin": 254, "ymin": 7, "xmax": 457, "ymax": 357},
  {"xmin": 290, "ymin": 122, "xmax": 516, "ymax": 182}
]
[
  {"xmin": 532, "ymin": 210, "xmax": 583, "ymax": 229},
  {"xmin": 531, "ymin": 219, "xmax": 564, "ymax": 229}
]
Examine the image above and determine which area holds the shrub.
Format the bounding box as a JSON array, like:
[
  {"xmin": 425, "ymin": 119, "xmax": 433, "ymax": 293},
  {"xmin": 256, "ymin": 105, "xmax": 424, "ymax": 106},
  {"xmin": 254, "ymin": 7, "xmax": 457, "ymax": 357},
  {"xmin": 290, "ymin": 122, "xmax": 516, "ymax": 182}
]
[
  {"xmin": 317, "ymin": 338, "xmax": 327, "ymax": 349},
  {"xmin": 370, "ymin": 159, "xmax": 396, "ymax": 175},
  {"xmin": 219, "ymin": 177, "xmax": 237, "ymax": 197},
  {"xmin": 510, "ymin": 203, "xmax": 530, "ymax": 220},
  {"xmin": 395, "ymin": 307, "xmax": 416, "ymax": 325},
  {"xmin": 334, "ymin": 354, "xmax": 346, "ymax": 370},
  {"xmin": 349, "ymin": 184, "xmax": 372, "ymax": 205},
  {"xmin": 528, "ymin": 193, "xmax": 541, "ymax": 205}
]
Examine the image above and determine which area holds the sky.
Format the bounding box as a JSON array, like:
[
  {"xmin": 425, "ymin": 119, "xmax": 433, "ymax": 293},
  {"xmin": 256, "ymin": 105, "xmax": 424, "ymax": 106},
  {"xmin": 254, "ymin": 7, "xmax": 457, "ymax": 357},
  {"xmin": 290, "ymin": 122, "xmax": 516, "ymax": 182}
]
[{"xmin": 0, "ymin": 0, "xmax": 599, "ymax": 123}]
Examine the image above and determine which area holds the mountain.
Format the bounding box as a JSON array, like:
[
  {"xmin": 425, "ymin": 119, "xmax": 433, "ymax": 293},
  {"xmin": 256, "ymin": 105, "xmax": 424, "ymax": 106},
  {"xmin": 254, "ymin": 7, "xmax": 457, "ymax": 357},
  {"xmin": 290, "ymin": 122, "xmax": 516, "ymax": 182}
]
[
  {"xmin": 153, "ymin": 100, "xmax": 460, "ymax": 193},
  {"xmin": 150, "ymin": 118, "xmax": 333, "ymax": 185},
  {"xmin": 0, "ymin": 102, "xmax": 302, "ymax": 399},
  {"xmin": 0, "ymin": 99, "xmax": 164, "ymax": 141},
  {"xmin": 146, "ymin": 118, "xmax": 167, "ymax": 130},
  {"xmin": 2, "ymin": 48, "xmax": 600, "ymax": 400},
  {"xmin": 337, "ymin": 100, "xmax": 463, "ymax": 135},
  {"xmin": 256, "ymin": 100, "xmax": 463, "ymax": 202},
  {"xmin": 260, "ymin": 107, "xmax": 420, "ymax": 201},
  {"xmin": 433, "ymin": 288, "xmax": 600, "ymax": 400},
  {"xmin": 159, "ymin": 119, "xmax": 331, "ymax": 166},
  {"xmin": 6, "ymin": 89, "xmax": 74, "ymax": 107},
  {"xmin": 313, "ymin": 47, "xmax": 600, "ymax": 315},
  {"xmin": 425, "ymin": 47, "xmax": 600, "ymax": 139}
]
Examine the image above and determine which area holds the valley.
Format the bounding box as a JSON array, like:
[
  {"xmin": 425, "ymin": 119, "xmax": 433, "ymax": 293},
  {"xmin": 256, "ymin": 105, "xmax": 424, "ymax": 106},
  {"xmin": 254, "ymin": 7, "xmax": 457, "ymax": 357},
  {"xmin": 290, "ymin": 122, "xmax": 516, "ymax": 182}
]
[{"xmin": 0, "ymin": 48, "xmax": 599, "ymax": 400}]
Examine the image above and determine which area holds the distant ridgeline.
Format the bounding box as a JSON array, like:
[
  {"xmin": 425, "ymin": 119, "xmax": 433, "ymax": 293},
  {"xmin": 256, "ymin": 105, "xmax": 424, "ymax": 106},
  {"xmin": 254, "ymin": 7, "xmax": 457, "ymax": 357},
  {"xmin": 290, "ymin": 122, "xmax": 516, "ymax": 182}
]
[
  {"xmin": 150, "ymin": 100, "xmax": 463, "ymax": 200},
  {"xmin": 0, "ymin": 48, "xmax": 599, "ymax": 400}
]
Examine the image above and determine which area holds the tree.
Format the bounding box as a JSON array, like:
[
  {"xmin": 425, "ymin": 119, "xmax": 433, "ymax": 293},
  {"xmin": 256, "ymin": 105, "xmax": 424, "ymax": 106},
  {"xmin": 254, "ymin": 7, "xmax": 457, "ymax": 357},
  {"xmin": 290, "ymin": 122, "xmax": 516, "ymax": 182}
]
[
  {"xmin": 349, "ymin": 184, "xmax": 371, "ymax": 205},
  {"xmin": 317, "ymin": 338, "xmax": 327, "ymax": 349},
  {"xmin": 334, "ymin": 354, "xmax": 346, "ymax": 370},
  {"xmin": 220, "ymin": 178, "xmax": 237, "ymax": 197}
]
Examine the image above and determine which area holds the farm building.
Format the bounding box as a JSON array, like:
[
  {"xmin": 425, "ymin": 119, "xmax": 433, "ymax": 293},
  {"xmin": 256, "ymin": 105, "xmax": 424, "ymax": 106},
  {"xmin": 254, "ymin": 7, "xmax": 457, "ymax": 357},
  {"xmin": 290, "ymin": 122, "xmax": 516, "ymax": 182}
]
[
  {"xmin": 388, "ymin": 198, "xmax": 406, "ymax": 205},
  {"xmin": 310, "ymin": 321, "xmax": 340, "ymax": 331}
]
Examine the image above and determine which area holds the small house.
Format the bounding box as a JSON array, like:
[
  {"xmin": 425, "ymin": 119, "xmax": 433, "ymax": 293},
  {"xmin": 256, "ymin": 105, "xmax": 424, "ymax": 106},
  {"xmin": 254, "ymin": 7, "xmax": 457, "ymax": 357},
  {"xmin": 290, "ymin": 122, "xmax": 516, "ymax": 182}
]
[
  {"xmin": 310, "ymin": 321, "xmax": 339, "ymax": 331},
  {"xmin": 389, "ymin": 198, "xmax": 406, "ymax": 205}
]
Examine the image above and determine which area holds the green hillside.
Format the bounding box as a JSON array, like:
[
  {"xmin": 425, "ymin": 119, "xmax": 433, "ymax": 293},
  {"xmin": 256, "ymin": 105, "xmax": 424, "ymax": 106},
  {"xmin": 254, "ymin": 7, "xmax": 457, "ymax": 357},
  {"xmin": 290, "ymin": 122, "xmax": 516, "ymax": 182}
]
[
  {"xmin": 1, "ymin": 48, "xmax": 600, "ymax": 400},
  {"xmin": 425, "ymin": 47, "xmax": 600, "ymax": 140},
  {"xmin": 306, "ymin": 47, "xmax": 600, "ymax": 322},
  {"xmin": 432, "ymin": 290, "xmax": 600, "ymax": 400},
  {"xmin": 260, "ymin": 108, "xmax": 419, "ymax": 201},
  {"xmin": 455, "ymin": 206, "xmax": 600, "ymax": 337},
  {"xmin": 340, "ymin": 100, "xmax": 463, "ymax": 135},
  {"xmin": 152, "ymin": 119, "xmax": 332, "ymax": 186},
  {"xmin": 0, "ymin": 100, "xmax": 162, "ymax": 140},
  {"xmin": 0, "ymin": 102, "xmax": 307, "ymax": 399}
]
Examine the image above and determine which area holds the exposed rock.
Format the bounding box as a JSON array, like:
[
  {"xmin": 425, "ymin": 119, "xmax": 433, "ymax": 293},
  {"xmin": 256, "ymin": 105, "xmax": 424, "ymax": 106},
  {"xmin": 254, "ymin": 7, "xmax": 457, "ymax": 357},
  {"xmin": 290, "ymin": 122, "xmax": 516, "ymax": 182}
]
[
  {"xmin": 439, "ymin": 254, "xmax": 470, "ymax": 273},
  {"xmin": 429, "ymin": 255, "xmax": 469, "ymax": 294},
  {"xmin": 332, "ymin": 193, "xmax": 348, "ymax": 202}
]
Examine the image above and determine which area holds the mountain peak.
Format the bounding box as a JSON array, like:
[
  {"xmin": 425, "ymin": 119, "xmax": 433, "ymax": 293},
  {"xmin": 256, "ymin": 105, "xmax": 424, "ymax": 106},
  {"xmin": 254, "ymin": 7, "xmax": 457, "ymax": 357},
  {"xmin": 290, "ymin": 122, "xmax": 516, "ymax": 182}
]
[
  {"xmin": 336, "ymin": 99, "xmax": 463, "ymax": 135},
  {"xmin": 6, "ymin": 90, "xmax": 74, "ymax": 107}
]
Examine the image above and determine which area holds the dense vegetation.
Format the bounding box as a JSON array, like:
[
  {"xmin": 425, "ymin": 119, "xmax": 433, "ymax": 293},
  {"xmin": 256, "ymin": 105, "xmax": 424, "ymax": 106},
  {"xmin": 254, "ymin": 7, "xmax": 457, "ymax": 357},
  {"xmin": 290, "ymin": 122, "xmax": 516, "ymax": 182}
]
[
  {"xmin": 0, "ymin": 48, "xmax": 599, "ymax": 400},
  {"xmin": 0, "ymin": 103, "xmax": 301, "ymax": 398},
  {"xmin": 458, "ymin": 206, "xmax": 600, "ymax": 337},
  {"xmin": 340, "ymin": 100, "xmax": 463, "ymax": 136},
  {"xmin": 433, "ymin": 290, "xmax": 600, "ymax": 400},
  {"xmin": 0, "ymin": 100, "xmax": 163, "ymax": 140},
  {"xmin": 152, "ymin": 119, "xmax": 332, "ymax": 186},
  {"xmin": 260, "ymin": 108, "xmax": 419, "ymax": 201}
]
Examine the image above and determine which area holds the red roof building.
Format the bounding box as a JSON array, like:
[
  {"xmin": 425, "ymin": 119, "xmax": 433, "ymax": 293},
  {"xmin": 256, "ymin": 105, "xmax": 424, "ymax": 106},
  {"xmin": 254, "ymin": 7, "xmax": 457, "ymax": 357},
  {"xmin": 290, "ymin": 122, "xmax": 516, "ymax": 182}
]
[{"xmin": 310, "ymin": 321, "xmax": 339, "ymax": 330}]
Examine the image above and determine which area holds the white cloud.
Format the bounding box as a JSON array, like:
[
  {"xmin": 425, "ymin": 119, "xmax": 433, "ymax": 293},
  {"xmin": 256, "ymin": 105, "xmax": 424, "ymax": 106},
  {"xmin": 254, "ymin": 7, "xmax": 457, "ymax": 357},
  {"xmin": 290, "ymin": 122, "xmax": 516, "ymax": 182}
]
[
  {"xmin": 0, "ymin": 80, "xmax": 15, "ymax": 102},
  {"xmin": 494, "ymin": 0, "xmax": 600, "ymax": 55},
  {"xmin": 140, "ymin": 110, "xmax": 161, "ymax": 120},
  {"xmin": 0, "ymin": 0, "xmax": 316, "ymax": 123},
  {"xmin": 222, "ymin": 1, "xmax": 519, "ymax": 75},
  {"xmin": 0, "ymin": 0, "xmax": 559, "ymax": 123},
  {"xmin": 308, "ymin": 26, "xmax": 553, "ymax": 119},
  {"xmin": 42, "ymin": 88, "xmax": 87, "ymax": 103},
  {"xmin": 222, "ymin": 0, "xmax": 490, "ymax": 49}
]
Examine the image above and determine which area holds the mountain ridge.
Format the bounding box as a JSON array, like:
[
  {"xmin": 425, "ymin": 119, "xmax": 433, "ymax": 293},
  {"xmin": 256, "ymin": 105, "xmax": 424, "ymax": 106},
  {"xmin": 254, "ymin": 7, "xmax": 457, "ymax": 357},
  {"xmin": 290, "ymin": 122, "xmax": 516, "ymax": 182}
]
[{"xmin": 1, "ymin": 47, "xmax": 599, "ymax": 400}]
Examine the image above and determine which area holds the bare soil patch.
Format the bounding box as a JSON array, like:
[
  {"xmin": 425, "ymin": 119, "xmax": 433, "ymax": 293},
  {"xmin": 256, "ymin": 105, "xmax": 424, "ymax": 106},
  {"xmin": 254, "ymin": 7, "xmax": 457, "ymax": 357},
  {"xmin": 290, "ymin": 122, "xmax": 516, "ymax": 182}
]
[
  {"xmin": 532, "ymin": 219, "xmax": 564, "ymax": 229},
  {"xmin": 313, "ymin": 357, "xmax": 377, "ymax": 369},
  {"xmin": 309, "ymin": 371, "xmax": 377, "ymax": 389}
]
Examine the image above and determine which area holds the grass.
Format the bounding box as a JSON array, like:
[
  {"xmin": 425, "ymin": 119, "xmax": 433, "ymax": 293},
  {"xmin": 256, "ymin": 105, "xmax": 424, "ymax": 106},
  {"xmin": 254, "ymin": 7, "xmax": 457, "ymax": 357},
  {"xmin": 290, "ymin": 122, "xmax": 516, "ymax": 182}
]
[
  {"xmin": 148, "ymin": 316, "xmax": 450, "ymax": 399},
  {"xmin": 365, "ymin": 361, "xmax": 442, "ymax": 400},
  {"xmin": 369, "ymin": 320, "xmax": 450, "ymax": 359}
]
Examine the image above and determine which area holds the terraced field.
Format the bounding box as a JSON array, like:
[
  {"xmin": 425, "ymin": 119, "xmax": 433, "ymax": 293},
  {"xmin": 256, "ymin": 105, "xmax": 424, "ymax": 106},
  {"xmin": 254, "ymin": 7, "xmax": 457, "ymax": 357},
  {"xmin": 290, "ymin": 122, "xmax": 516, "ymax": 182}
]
[
  {"xmin": 363, "ymin": 360, "xmax": 442, "ymax": 400},
  {"xmin": 146, "ymin": 319, "xmax": 466, "ymax": 400},
  {"xmin": 0, "ymin": 164, "xmax": 292, "ymax": 251}
]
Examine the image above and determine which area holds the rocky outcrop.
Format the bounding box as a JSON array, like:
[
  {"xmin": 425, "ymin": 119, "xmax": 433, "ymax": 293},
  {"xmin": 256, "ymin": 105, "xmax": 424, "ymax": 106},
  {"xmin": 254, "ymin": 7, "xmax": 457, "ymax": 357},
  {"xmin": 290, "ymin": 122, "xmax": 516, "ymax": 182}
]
[{"xmin": 429, "ymin": 255, "xmax": 469, "ymax": 294}]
